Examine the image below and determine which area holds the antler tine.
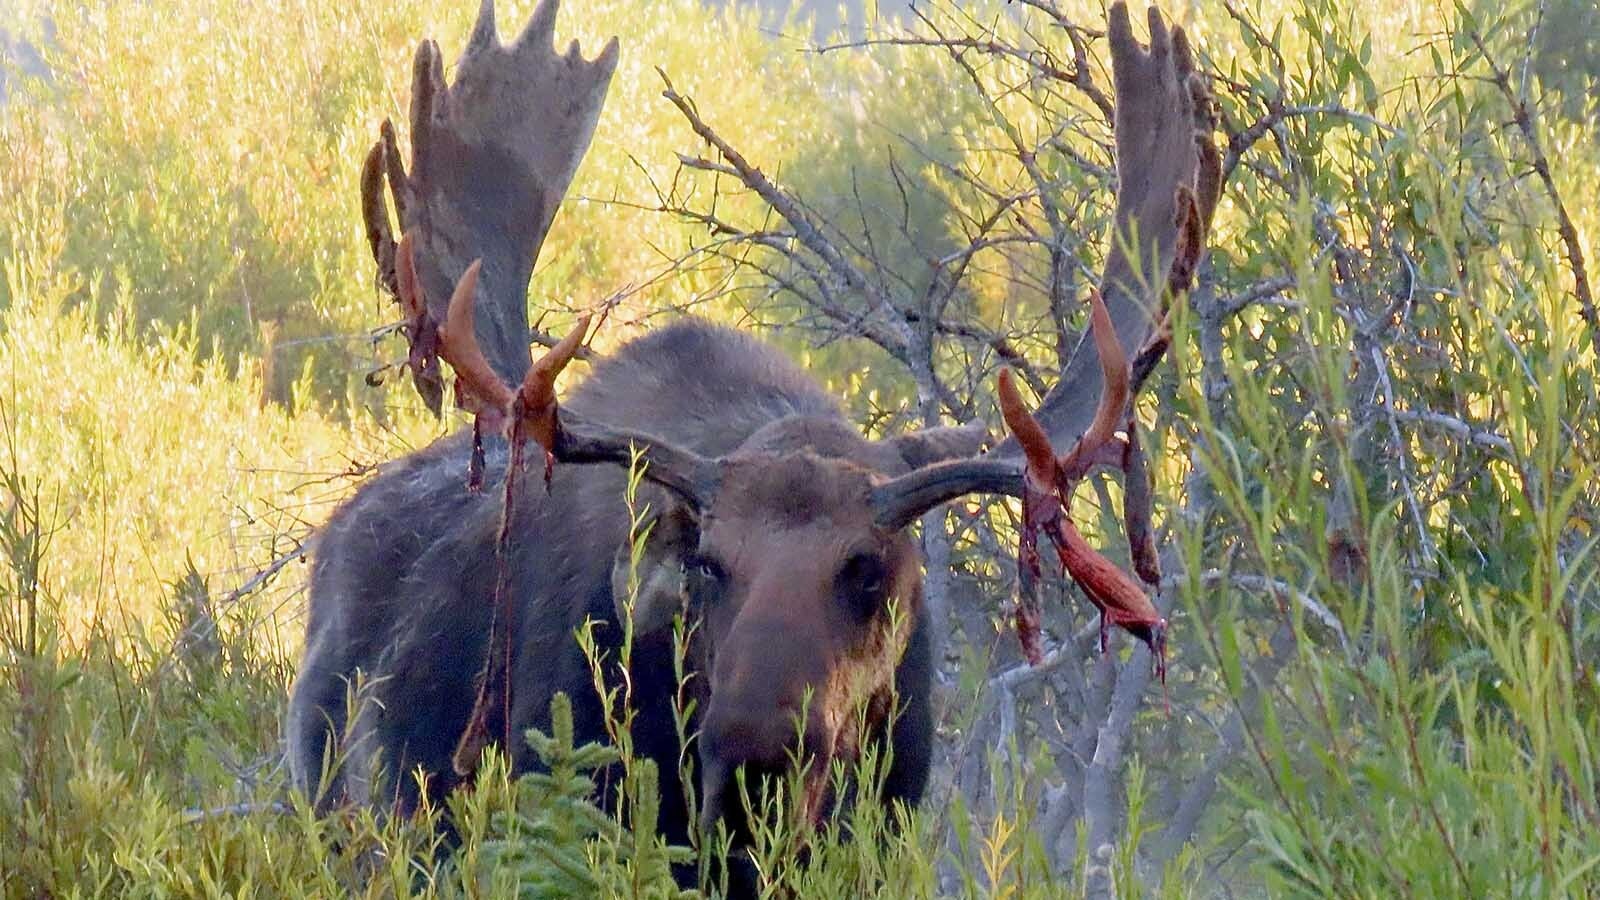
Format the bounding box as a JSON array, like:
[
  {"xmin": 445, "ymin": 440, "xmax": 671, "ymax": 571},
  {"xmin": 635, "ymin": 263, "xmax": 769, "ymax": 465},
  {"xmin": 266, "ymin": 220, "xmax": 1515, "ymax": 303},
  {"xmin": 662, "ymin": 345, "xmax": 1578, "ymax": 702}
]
[
  {"xmin": 466, "ymin": 0, "xmax": 497, "ymax": 53},
  {"xmin": 409, "ymin": 39, "xmax": 445, "ymax": 175},
  {"xmin": 394, "ymin": 231, "xmax": 424, "ymax": 320},
  {"xmin": 517, "ymin": 0, "xmax": 561, "ymax": 51},
  {"xmin": 434, "ymin": 252, "xmax": 515, "ymax": 419},
  {"xmin": 1057, "ymin": 289, "xmax": 1130, "ymax": 479},
  {"xmin": 1167, "ymin": 186, "xmax": 1205, "ymax": 298},
  {"xmin": 516, "ymin": 314, "xmax": 590, "ymax": 453},
  {"xmin": 360, "ymin": 142, "xmax": 397, "ymax": 296},
  {"xmin": 998, "ymin": 368, "xmax": 1057, "ymax": 490},
  {"xmin": 523, "ymin": 316, "xmax": 589, "ymax": 391}
]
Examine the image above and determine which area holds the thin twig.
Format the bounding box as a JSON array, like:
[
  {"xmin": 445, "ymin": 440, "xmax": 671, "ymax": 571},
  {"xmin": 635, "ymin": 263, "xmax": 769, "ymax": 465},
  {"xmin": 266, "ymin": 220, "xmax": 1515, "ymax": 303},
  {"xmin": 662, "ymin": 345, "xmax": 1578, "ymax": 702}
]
[
  {"xmin": 658, "ymin": 68, "xmax": 914, "ymax": 357},
  {"xmin": 1467, "ymin": 25, "xmax": 1599, "ymax": 357},
  {"xmin": 182, "ymin": 801, "xmax": 292, "ymax": 824},
  {"xmin": 1388, "ymin": 408, "xmax": 1513, "ymax": 455},
  {"xmin": 1224, "ymin": 104, "xmax": 1400, "ymax": 181}
]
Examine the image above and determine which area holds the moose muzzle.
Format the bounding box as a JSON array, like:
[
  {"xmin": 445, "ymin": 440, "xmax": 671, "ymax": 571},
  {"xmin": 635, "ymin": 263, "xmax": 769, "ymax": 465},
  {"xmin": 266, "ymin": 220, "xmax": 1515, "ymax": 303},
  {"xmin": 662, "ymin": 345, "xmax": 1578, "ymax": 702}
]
[{"xmin": 698, "ymin": 613, "xmax": 831, "ymax": 835}]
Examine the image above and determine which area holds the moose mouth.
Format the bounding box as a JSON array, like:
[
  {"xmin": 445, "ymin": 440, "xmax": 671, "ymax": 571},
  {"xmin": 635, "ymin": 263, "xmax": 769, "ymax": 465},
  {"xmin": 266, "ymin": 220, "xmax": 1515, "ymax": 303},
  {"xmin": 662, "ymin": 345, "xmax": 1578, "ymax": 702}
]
[{"xmin": 699, "ymin": 751, "xmax": 836, "ymax": 857}]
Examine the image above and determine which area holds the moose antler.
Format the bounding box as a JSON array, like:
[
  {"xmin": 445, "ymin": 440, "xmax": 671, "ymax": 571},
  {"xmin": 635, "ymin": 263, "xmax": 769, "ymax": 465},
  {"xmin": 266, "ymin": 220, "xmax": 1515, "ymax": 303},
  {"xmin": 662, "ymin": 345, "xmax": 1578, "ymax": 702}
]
[
  {"xmin": 997, "ymin": 292, "xmax": 1165, "ymax": 669},
  {"xmin": 1005, "ymin": 290, "xmax": 1131, "ymax": 486},
  {"xmin": 872, "ymin": 0, "xmax": 1217, "ymax": 507},
  {"xmin": 399, "ymin": 236, "xmax": 718, "ymax": 506},
  {"xmin": 363, "ymin": 0, "xmax": 619, "ymax": 411},
  {"xmin": 872, "ymin": 291, "xmax": 1167, "ymax": 666},
  {"xmin": 997, "ymin": 2, "xmax": 1219, "ymax": 457},
  {"xmin": 871, "ymin": 2, "xmax": 1220, "ymax": 671},
  {"xmin": 396, "ymin": 233, "xmax": 589, "ymax": 491}
]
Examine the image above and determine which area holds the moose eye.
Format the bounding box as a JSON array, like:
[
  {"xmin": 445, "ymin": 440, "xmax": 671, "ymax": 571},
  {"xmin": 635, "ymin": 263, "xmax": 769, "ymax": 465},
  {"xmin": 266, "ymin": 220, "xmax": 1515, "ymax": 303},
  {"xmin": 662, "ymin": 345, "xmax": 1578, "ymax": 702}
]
[
  {"xmin": 688, "ymin": 554, "xmax": 728, "ymax": 607},
  {"xmin": 837, "ymin": 553, "xmax": 889, "ymax": 620},
  {"xmin": 693, "ymin": 556, "xmax": 725, "ymax": 582}
]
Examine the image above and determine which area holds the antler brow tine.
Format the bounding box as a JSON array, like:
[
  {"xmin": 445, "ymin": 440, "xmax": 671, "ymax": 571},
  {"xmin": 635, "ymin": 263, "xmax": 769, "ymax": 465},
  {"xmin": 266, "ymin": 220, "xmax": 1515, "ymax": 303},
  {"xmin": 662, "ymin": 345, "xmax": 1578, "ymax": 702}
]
[
  {"xmin": 998, "ymin": 368, "xmax": 1057, "ymax": 490},
  {"xmin": 1055, "ymin": 289, "xmax": 1130, "ymax": 476},
  {"xmin": 437, "ymin": 256, "xmax": 516, "ymax": 414},
  {"xmin": 1082, "ymin": 289, "xmax": 1130, "ymax": 450},
  {"xmin": 517, "ymin": 314, "xmax": 591, "ymax": 453},
  {"xmin": 522, "ymin": 314, "xmax": 590, "ymax": 390}
]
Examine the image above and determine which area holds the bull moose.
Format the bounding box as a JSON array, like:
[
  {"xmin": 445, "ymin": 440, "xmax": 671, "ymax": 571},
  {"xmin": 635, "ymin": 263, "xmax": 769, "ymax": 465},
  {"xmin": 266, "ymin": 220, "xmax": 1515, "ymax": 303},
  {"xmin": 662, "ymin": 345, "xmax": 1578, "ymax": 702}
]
[{"xmin": 287, "ymin": 0, "xmax": 1220, "ymax": 886}]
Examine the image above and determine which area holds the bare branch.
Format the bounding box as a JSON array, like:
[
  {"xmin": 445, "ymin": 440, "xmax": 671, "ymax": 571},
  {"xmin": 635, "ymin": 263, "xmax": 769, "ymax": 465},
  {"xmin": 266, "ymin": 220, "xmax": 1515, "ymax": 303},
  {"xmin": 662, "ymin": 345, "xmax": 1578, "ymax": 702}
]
[
  {"xmin": 812, "ymin": 29, "xmax": 1113, "ymax": 119},
  {"xmin": 1224, "ymin": 104, "xmax": 1400, "ymax": 182},
  {"xmin": 1216, "ymin": 274, "xmax": 1298, "ymax": 319},
  {"xmin": 1152, "ymin": 622, "xmax": 1296, "ymax": 867},
  {"xmin": 1389, "ymin": 408, "xmax": 1513, "ymax": 455},
  {"xmin": 657, "ymin": 69, "xmax": 913, "ymax": 358}
]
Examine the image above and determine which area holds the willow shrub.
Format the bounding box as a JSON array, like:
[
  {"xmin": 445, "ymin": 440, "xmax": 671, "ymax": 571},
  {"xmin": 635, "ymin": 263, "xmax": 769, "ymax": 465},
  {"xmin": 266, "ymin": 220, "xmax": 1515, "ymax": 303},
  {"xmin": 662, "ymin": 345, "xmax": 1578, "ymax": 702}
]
[{"xmin": 1160, "ymin": 0, "xmax": 1600, "ymax": 893}]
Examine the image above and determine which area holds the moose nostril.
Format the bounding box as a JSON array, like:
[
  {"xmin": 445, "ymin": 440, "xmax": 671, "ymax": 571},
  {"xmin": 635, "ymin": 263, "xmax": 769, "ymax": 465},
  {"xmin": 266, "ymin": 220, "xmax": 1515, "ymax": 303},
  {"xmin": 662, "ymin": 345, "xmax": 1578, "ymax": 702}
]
[{"xmin": 705, "ymin": 704, "xmax": 807, "ymax": 770}]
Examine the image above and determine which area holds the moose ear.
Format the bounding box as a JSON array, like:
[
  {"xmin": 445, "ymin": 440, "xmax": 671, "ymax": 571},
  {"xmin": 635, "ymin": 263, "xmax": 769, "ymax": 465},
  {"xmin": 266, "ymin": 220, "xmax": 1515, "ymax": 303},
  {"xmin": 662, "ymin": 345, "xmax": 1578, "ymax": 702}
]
[
  {"xmin": 611, "ymin": 502, "xmax": 700, "ymax": 636},
  {"xmin": 882, "ymin": 421, "xmax": 988, "ymax": 471}
]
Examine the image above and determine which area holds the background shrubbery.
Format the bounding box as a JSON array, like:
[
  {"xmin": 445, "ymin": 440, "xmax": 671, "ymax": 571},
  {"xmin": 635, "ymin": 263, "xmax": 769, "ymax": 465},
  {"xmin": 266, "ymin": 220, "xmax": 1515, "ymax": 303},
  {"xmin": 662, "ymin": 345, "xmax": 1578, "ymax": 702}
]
[{"xmin": 2, "ymin": 0, "xmax": 1597, "ymax": 896}]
